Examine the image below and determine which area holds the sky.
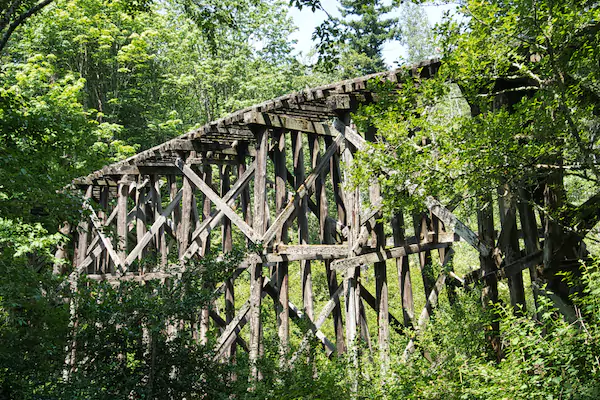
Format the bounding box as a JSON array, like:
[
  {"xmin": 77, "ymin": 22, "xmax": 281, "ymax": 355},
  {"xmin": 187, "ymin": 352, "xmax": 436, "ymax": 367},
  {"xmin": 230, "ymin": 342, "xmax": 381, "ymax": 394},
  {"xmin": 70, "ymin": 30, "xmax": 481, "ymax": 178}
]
[{"xmin": 287, "ymin": 0, "xmax": 458, "ymax": 67}]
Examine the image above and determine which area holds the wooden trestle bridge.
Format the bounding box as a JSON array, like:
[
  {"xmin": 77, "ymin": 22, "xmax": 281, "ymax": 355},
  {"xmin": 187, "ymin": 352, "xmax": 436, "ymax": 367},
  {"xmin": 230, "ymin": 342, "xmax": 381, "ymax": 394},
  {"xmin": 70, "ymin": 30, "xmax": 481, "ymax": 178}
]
[{"xmin": 62, "ymin": 58, "xmax": 582, "ymax": 373}]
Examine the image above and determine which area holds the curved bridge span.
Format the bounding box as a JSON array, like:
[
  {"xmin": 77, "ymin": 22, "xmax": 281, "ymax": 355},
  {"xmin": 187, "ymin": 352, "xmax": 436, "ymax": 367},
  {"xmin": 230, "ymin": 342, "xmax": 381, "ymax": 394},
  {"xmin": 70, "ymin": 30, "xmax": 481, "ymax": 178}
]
[{"xmin": 63, "ymin": 58, "xmax": 569, "ymax": 371}]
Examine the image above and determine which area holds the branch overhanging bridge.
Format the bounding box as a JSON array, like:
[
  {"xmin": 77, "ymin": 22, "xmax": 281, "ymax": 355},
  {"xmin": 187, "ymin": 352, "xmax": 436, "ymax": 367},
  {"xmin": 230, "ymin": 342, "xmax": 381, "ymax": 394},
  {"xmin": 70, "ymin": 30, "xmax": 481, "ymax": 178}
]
[{"xmin": 60, "ymin": 58, "xmax": 588, "ymax": 368}]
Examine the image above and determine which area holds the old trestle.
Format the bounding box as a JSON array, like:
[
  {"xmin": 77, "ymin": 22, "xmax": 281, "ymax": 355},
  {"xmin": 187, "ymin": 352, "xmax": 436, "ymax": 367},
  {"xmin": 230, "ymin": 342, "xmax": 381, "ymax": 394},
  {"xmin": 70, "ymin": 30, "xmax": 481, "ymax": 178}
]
[{"xmin": 62, "ymin": 59, "xmax": 567, "ymax": 373}]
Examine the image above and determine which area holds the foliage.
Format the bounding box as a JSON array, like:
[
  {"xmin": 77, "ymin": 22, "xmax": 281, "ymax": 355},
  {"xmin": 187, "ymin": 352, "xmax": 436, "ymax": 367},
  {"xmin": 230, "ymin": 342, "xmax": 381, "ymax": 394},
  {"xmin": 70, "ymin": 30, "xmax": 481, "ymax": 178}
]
[
  {"xmin": 352, "ymin": 0, "xmax": 600, "ymax": 218},
  {"xmin": 0, "ymin": 220, "xmax": 69, "ymax": 398},
  {"xmin": 0, "ymin": 53, "xmax": 114, "ymax": 224}
]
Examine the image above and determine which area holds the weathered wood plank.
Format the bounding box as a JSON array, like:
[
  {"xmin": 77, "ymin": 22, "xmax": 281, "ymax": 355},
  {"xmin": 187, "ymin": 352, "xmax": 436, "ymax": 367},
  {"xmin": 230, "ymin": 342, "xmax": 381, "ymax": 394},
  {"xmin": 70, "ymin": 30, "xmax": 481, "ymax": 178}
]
[
  {"xmin": 274, "ymin": 129, "xmax": 290, "ymax": 358},
  {"xmin": 289, "ymin": 283, "xmax": 344, "ymax": 364},
  {"xmin": 498, "ymin": 185, "xmax": 526, "ymax": 312},
  {"xmin": 292, "ymin": 131, "xmax": 314, "ymax": 329},
  {"xmin": 392, "ymin": 211, "xmax": 414, "ymax": 326},
  {"xmin": 243, "ymin": 111, "xmax": 335, "ymax": 136},
  {"xmin": 249, "ymin": 126, "xmax": 268, "ymax": 380},
  {"xmin": 426, "ymin": 196, "xmax": 491, "ymax": 257},
  {"xmin": 332, "ymin": 242, "xmax": 452, "ymax": 273},
  {"xmin": 402, "ymin": 248, "xmax": 454, "ymax": 363}
]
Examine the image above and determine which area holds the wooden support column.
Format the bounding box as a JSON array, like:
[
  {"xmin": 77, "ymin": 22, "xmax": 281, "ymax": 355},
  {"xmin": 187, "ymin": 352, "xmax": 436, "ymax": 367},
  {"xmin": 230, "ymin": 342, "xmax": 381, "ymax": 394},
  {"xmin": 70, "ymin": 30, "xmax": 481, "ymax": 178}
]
[
  {"xmin": 179, "ymin": 161, "xmax": 195, "ymax": 260},
  {"xmin": 222, "ymin": 164, "xmax": 236, "ymax": 359},
  {"xmin": 312, "ymin": 132, "xmax": 346, "ymax": 354},
  {"xmin": 339, "ymin": 114, "xmax": 359, "ymax": 365},
  {"xmin": 274, "ymin": 129, "xmax": 289, "ymax": 359},
  {"xmin": 199, "ymin": 162, "xmax": 212, "ymax": 345},
  {"xmin": 76, "ymin": 185, "xmax": 93, "ymax": 270},
  {"xmin": 413, "ymin": 212, "xmax": 434, "ymax": 299},
  {"xmin": 136, "ymin": 177, "xmax": 147, "ymax": 270},
  {"xmin": 236, "ymin": 142, "xmax": 253, "ymax": 230},
  {"xmin": 324, "ymin": 135, "xmax": 346, "ymax": 227},
  {"xmin": 498, "ymin": 184, "xmax": 526, "ymax": 313},
  {"xmin": 365, "ymin": 125, "xmax": 388, "ymax": 364},
  {"xmin": 168, "ymin": 175, "xmax": 181, "ymax": 241},
  {"xmin": 477, "ymin": 194, "xmax": 500, "ymax": 359},
  {"xmin": 249, "ymin": 126, "xmax": 268, "ymax": 381},
  {"xmin": 98, "ymin": 185, "xmax": 110, "ymax": 273},
  {"xmin": 433, "ymin": 214, "xmax": 455, "ymax": 304},
  {"xmin": 117, "ymin": 177, "xmax": 130, "ymax": 266},
  {"xmin": 292, "ymin": 131, "xmax": 314, "ymax": 325},
  {"xmin": 392, "ymin": 211, "xmax": 414, "ymax": 326},
  {"xmin": 517, "ymin": 188, "xmax": 541, "ymax": 317},
  {"xmin": 150, "ymin": 175, "xmax": 168, "ymax": 268}
]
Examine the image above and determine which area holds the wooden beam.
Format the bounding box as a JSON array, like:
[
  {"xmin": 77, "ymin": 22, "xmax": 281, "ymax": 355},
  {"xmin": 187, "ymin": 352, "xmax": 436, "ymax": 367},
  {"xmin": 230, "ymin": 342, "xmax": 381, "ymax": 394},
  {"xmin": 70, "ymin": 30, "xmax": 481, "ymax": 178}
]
[
  {"xmin": 262, "ymin": 279, "xmax": 336, "ymax": 356},
  {"xmin": 86, "ymin": 206, "xmax": 125, "ymax": 272},
  {"xmin": 292, "ymin": 131, "xmax": 314, "ymax": 333},
  {"xmin": 402, "ymin": 248, "xmax": 455, "ymax": 363},
  {"xmin": 358, "ymin": 283, "xmax": 403, "ymax": 333},
  {"xmin": 332, "ymin": 242, "xmax": 452, "ymax": 273},
  {"xmin": 249, "ymin": 126, "xmax": 267, "ymax": 381},
  {"xmin": 290, "ymin": 283, "xmax": 344, "ymax": 364},
  {"xmin": 426, "ymin": 196, "xmax": 491, "ymax": 257},
  {"xmin": 244, "ymin": 111, "xmax": 335, "ymax": 136}
]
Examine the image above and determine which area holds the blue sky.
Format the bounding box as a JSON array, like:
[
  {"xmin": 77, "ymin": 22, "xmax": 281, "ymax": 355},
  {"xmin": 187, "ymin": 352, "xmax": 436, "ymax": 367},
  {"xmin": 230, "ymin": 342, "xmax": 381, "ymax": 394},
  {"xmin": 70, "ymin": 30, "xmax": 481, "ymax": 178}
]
[{"xmin": 287, "ymin": 0, "xmax": 458, "ymax": 67}]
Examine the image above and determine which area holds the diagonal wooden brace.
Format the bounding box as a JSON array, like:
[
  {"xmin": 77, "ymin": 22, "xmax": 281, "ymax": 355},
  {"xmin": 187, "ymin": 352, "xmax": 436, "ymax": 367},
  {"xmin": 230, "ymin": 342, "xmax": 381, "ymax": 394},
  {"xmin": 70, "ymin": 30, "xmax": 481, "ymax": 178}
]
[
  {"xmin": 124, "ymin": 188, "xmax": 184, "ymax": 266},
  {"xmin": 176, "ymin": 158, "xmax": 258, "ymax": 244},
  {"xmin": 290, "ymin": 283, "xmax": 344, "ymax": 364},
  {"xmin": 426, "ymin": 196, "xmax": 491, "ymax": 257},
  {"xmin": 87, "ymin": 205, "xmax": 126, "ymax": 273},
  {"xmin": 181, "ymin": 160, "xmax": 256, "ymax": 261}
]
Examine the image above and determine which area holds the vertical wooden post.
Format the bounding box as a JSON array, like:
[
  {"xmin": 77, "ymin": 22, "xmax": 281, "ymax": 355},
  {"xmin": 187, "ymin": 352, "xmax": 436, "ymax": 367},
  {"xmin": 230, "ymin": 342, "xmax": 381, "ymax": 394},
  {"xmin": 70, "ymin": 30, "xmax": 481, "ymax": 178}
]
[
  {"xmin": 117, "ymin": 176, "xmax": 129, "ymax": 265},
  {"xmin": 151, "ymin": 175, "xmax": 167, "ymax": 268},
  {"xmin": 221, "ymin": 164, "xmax": 236, "ymax": 359},
  {"xmin": 98, "ymin": 185, "xmax": 110, "ymax": 273},
  {"xmin": 365, "ymin": 126, "xmax": 389, "ymax": 364},
  {"xmin": 274, "ymin": 129, "xmax": 289, "ymax": 360},
  {"xmin": 180, "ymin": 164, "xmax": 194, "ymax": 260},
  {"xmin": 392, "ymin": 211, "xmax": 414, "ymax": 326},
  {"xmin": 76, "ymin": 185, "xmax": 93, "ymax": 270},
  {"xmin": 199, "ymin": 162, "xmax": 212, "ymax": 345},
  {"xmin": 168, "ymin": 175, "xmax": 181, "ymax": 241},
  {"xmin": 292, "ymin": 131, "xmax": 314, "ymax": 324},
  {"xmin": 477, "ymin": 194, "xmax": 501, "ymax": 359},
  {"xmin": 136, "ymin": 177, "xmax": 147, "ymax": 270},
  {"xmin": 413, "ymin": 212, "xmax": 434, "ymax": 299},
  {"xmin": 236, "ymin": 142, "xmax": 253, "ymax": 229},
  {"xmin": 433, "ymin": 214, "xmax": 455, "ymax": 304},
  {"xmin": 249, "ymin": 126, "xmax": 268, "ymax": 382},
  {"xmin": 325, "ymin": 135, "xmax": 347, "ymax": 227},
  {"xmin": 498, "ymin": 184, "xmax": 526, "ymax": 313},
  {"xmin": 517, "ymin": 187, "xmax": 541, "ymax": 317},
  {"xmin": 324, "ymin": 135, "xmax": 351, "ymax": 354},
  {"xmin": 339, "ymin": 115, "xmax": 359, "ymax": 371}
]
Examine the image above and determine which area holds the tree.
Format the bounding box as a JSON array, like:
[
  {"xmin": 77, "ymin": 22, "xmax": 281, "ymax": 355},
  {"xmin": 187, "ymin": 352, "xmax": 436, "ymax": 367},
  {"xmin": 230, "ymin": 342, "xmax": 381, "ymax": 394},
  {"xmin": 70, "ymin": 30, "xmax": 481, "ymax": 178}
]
[
  {"xmin": 352, "ymin": 0, "xmax": 600, "ymax": 302},
  {"xmin": 399, "ymin": 1, "xmax": 437, "ymax": 64},
  {"xmin": 304, "ymin": 0, "xmax": 401, "ymax": 75}
]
